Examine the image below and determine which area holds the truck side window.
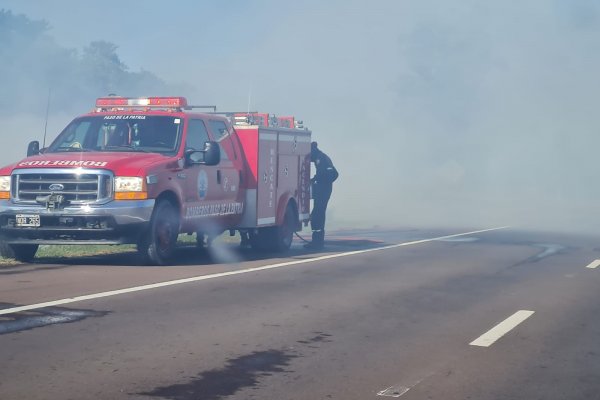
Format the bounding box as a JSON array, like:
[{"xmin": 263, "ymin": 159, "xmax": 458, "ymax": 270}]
[
  {"xmin": 209, "ymin": 120, "xmax": 227, "ymax": 139},
  {"xmin": 186, "ymin": 119, "xmax": 210, "ymax": 151},
  {"xmin": 209, "ymin": 120, "xmax": 236, "ymax": 160}
]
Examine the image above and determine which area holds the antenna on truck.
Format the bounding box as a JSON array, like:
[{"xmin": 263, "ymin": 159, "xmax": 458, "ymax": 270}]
[
  {"xmin": 42, "ymin": 88, "xmax": 51, "ymax": 149},
  {"xmin": 247, "ymin": 85, "xmax": 252, "ymax": 115}
]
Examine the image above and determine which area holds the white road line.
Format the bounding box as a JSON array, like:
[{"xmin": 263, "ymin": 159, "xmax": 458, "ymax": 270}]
[
  {"xmin": 470, "ymin": 310, "xmax": 535, "ymax": 347},
  {"xmin": 0, "ymin": 226, "xmax": 508, "ymax": 316},
  {"xmin": 585, "ymin": 259, "xmax": 600, "ymax": 269}
]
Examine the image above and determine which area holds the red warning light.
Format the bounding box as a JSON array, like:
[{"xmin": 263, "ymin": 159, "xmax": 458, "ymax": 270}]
[
  {"xmin": 147, "ymin": 97, "xmax": 188, "ymax": 107},
  {"xmin": 96, "ymin": 97, "xmax": 128, "ymax": 107}
]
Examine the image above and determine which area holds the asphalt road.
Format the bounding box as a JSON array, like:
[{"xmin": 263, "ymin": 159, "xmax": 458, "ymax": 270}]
[{"xmin": 1, "ymin": 226, "xmax": 600, "ymax": 400}]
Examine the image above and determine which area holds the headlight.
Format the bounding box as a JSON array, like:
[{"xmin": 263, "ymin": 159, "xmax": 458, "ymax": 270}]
[
  {"xmin": 114, "ymin": 176, "xmax": 147, "ymax": 200},
  {"xmin": 114, "ymin": 177, "xmax": 144, "ymax": 192},
  {"xmin": 0, "ymin": 176, "xmax": 10, "ymax": 192},
  {"xmin": 0, "ymin": 176, "xmax": 10, "ymax": 199}
]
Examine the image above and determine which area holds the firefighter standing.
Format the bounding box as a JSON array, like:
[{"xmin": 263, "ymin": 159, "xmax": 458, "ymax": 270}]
[{"xmin": 305, "ymin": 142, "xmax": 338, "ymax": 249}]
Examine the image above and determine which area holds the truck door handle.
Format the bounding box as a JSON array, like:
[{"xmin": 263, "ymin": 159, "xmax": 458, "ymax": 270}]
[{"xmin": 217, "ymin": 170, "xmax": 221, "ymax": 184}]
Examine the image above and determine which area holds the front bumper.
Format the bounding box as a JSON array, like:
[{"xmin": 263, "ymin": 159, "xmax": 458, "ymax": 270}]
[{"xmin": 0, "ymin": 199, "xmax": 155, "ymax": 244}]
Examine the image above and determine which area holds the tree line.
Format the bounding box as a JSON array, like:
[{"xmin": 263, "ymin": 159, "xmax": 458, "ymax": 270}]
[{"xmin": 0, "ymin": 9, "xmax": 181, "ymax": 115}]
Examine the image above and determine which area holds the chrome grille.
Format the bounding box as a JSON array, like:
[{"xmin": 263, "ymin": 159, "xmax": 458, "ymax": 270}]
[{"xmin": 12, "ymin": 169, "xmax": 113, "ymax": 204}]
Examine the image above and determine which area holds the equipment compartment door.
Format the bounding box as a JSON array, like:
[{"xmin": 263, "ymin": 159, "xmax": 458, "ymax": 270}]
[{"xmin": 256, "ymin": 131, "xmax": 278, "ymax": 226}]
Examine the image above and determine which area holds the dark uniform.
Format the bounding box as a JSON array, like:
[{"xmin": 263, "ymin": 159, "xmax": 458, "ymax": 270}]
[{"xmin": 306, "ymin": 142, "xmax": 338, "ymax": 249}]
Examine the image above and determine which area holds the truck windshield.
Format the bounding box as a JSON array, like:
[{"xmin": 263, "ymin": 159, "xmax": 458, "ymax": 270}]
[{"xmin": 47, "ymin": 116, "xmax": 182, "ymax": 155}]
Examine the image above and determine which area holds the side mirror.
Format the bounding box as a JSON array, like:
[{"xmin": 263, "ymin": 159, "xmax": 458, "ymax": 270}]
[
  {"xmin": 27, "ymin": 141, "xmax": 40, "ymax": 157},
  {"xmin": 202, "ymin": 141, "xmax": 220, "ymax": 166},
  {"xmin": 185, "ymin": 141, "xmax": 221, "ymax": 166}
]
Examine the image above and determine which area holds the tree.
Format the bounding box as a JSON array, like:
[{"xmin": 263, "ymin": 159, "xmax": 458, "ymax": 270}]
[
  {"xmin": 0, "ymin": 9, "xmax": 188, "ymax": 116},
  {"xmin": 81, "ymin": 41, "xmax": 128, "ymax": 94}
]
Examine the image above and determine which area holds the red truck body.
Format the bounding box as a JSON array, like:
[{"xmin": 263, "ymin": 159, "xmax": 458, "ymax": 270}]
[{"xmin": 0, "ymin": 97, "xmax": 311, "ymax": 264}]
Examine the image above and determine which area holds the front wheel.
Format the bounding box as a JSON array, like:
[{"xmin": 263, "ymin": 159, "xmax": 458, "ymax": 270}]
[
  {"xmin": 138, "ymin": 201, "xmax": 179, "ymax": 265},
  {"xmin": 0, "ymin": 242, "xmax": 39, "ymax": 263}
]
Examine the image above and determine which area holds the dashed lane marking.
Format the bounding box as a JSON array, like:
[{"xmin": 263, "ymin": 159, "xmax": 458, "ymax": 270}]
[
  {"xmin": 0, "ymin": 226, "xmax": 508, "ymax": 316},
  {"xmin": 585, "ymin": 260, "xmax": 600, "ymax": 269},
  {"xmin": 470, "ymin": 310, "xmax": 535, "ymax": 347}
]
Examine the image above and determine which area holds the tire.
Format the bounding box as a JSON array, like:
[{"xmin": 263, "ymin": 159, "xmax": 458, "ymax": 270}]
[
  {"xmin": 0, "ymin": 241, "xmax": 38, "ymax": 263},
  {"xmin": 137, "ymin": 201, "xmax": 179, "ymax": 265},
  {"xmin": 250, "ymin": 204, "xmax": 296, "ymax": 252},
  {"xmin": 274, "ymin": 205, "xmax": 295, "ymax": 251}
]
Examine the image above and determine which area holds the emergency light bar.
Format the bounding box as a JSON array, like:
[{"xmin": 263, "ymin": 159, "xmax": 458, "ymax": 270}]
[
  {"xmin": 277, "ymin": 116, "xmax": 295, "ymax": 129},
  {"xmin": 233, "ymin": 115, "xmax": 250, "ymax": 125},
  {"xmin": 95, "ymin": 97, "xmax": 188, "ymax": 109},
  {"xmin": 231, "ymin": 113, "xmax": 304, "ymax": 128}
]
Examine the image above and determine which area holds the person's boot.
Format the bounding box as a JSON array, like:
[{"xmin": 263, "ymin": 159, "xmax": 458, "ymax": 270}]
[
  {"xmin": 314, "ymin": 230, "xmax": 325, "ymax": 249},
  {"xmin": 303, "ymin": 231, "xmax": 316, "ymax": 249},
  {"xmin": 304, "ymin": 230, "xmax": 324, "ymax": 250}
]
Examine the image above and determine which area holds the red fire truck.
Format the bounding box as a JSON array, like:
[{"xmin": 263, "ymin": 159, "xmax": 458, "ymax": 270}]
[{"xmin": 0, "ymin": 97, "xmax": 311, "ymax": 265}]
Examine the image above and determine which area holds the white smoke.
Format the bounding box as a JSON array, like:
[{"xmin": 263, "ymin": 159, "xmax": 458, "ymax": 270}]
[{"xmin": 3, "ymin": 0, "xmax": 600, "ymax": 233}]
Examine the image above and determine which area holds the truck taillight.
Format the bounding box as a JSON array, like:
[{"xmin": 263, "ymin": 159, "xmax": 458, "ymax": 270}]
[
  {"xmin": 0, "ymin": 176, "xmax": 10, "ymax": 199},
  {"xmin": 95, "ymin": 97, "xmax": 188, "ymax": 109}
]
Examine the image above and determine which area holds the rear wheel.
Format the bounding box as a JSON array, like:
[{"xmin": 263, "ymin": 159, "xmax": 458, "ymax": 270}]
[
  {"xmin": 250, "ymin": 204, "xmax": 296, "ymax": 252},
  {"xmin": 0, "ymin": 242, "xmax": 39, "ymax": 263},
  {"xmin": 138, "ymin": 201, "xmax": 179, "ymax": 265},
  {"xmin": 274, "ymin": 205, "xmax": 295, "ymax": 251}
]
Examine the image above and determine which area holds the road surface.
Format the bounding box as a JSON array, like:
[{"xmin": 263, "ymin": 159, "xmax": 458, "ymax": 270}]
[{"xmin": 1, "ymin": 226, "xmax": 599, "ymax": 399}]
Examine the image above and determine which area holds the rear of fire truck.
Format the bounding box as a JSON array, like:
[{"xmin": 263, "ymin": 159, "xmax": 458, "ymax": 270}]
[{"xmin": 233, "ymin": 113, "xmax": 311, "ymax": 251}]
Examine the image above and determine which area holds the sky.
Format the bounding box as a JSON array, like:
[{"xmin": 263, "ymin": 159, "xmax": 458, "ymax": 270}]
[{"xmin": 2, "ymin": 0, "xmax": 600, "ymax": 232}]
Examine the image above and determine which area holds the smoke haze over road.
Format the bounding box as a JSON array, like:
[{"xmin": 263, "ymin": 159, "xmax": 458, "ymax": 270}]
[{"xmin": 2, "ymin": 0, "xmax": 600, "ymax": 232}]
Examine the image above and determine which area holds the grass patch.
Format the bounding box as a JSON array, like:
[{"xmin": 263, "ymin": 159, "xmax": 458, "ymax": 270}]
[
  {"xmin": 0, "ymin": 243, "xmax": 135, "ymax": 266},
  {"xmin": 36, "ymin": 244, "xmax": 136, "ymax": 258}
]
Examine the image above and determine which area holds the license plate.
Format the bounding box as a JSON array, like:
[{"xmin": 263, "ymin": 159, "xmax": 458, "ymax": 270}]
[{"xmin": 15, "ymin": 214, "xmax": 41, "ymax": 227}]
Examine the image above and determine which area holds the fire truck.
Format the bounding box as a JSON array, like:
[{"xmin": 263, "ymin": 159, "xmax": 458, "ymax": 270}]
[{"xmin": 0, "ymin": 96, "xmax": 311, "ymax": 265}]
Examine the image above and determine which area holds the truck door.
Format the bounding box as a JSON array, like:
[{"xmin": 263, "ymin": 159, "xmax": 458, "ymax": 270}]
[
  {"xmin": 182, "ymin": 119, "xmax": 221, "ymax": 225},
  {"xmin": 207, "ymin": 119, "xmax": 244, "ymax": 225}
]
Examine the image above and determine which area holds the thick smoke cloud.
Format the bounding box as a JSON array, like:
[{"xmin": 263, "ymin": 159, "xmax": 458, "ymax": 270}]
[
  {"xmin": 1, "ymin": 1, "xmax": 600, "ymax": 233},
  {"xmin": 386, "ymin": 1, "xmax": 600, "ymax": 232}
]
